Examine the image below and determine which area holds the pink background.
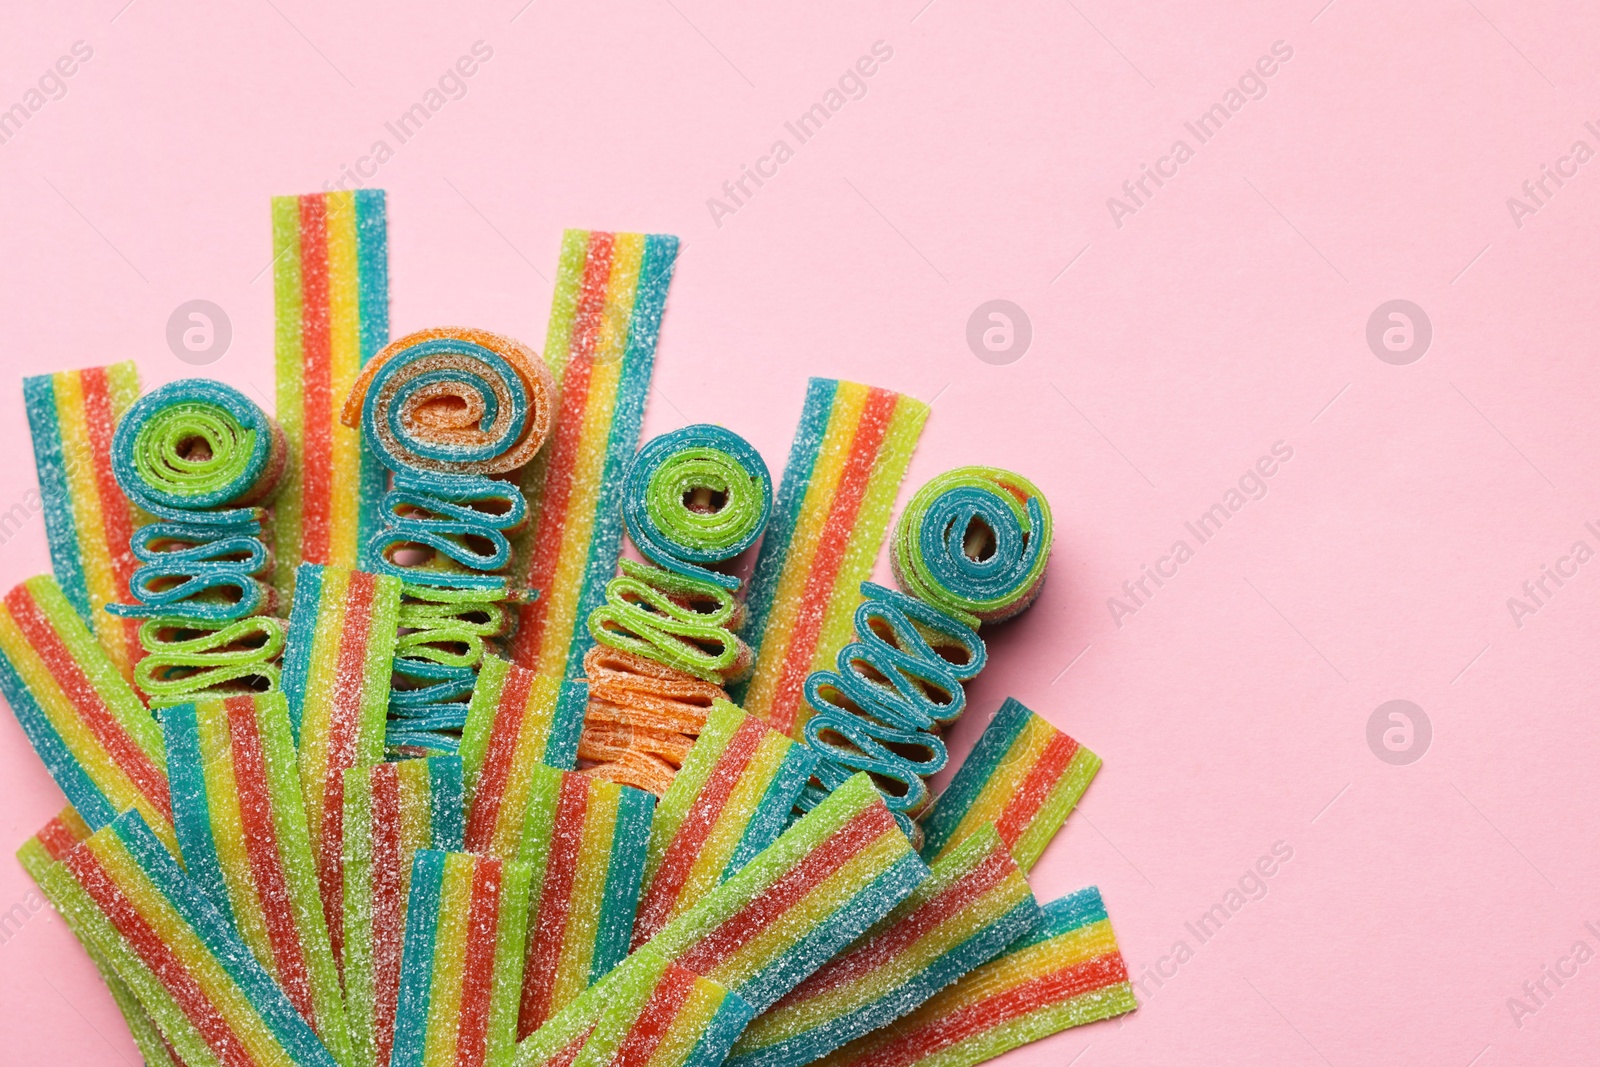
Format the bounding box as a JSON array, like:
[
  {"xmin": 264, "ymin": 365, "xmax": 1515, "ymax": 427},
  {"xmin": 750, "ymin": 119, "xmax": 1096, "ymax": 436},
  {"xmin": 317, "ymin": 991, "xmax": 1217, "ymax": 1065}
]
[{"xmin": 2, "ymin": 1, "xmax": 1598, "ymax": 1063}]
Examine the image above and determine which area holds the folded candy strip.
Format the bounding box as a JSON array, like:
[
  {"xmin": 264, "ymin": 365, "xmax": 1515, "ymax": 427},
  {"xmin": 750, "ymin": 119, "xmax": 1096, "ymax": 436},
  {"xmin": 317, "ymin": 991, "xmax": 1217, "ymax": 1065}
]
[
  {"xmin": 508, "ymin": 229, "xmax": 681, "ymax": 682},
  {"xmin": 281, "ymin": 562, "xmax": 403, "ymax": 965},
  {"xmin": 23, "ymin": 361, "xmax": 147, "ymax": 683},
  {"xmin": 917, "ymin": 698, "xmax": 1100, "ymax": 874},
  {"xmin": 343, "ymin": 757, "xmax": 465, "ymax": 1067},
  {"xmin": 642, "ymin": 772, "xmax": 929, "ymax": 1014},
  {"xmin": 514, "ymin": 765, "xmax": 655, "ymax": 1037},
  {"xmin": 727, "ymin": 827, "xmax": 1040, "ymax": 1067},
  {"xmin": 271, "ymin": 189, "xmax": 390, "ymax": 600},
  {"xmin": 814, "ymin": 887, "xmax": 1136, "ymax": 1067},
  {"xmin": 17, "ymin": 807, "xmax": 182, "ymax": 1067},
  {"xmin": 164, "ymin": 692, "xmax": 350, "ymax": 1064},
  {"xmin": 0, "ymin": 574, "xmax": 173, "ymax": 850},
  {"xmin": 631, "ymin": 701, "xmax": 818, "ymax": 948},
  {"xmin": 392, "ymin": 850, "xmax": 532, "ymax": 1067},
  {"xmin": 42, "ymin": 809, "xmax": 339, "ymax": 1067},
  {"xmin": 578, "ymin": 646, "xmax": 725, "ymax": 796},
  {"xmin": 734, "ymin": 378, "xmax": 929, "ymax": 739}
]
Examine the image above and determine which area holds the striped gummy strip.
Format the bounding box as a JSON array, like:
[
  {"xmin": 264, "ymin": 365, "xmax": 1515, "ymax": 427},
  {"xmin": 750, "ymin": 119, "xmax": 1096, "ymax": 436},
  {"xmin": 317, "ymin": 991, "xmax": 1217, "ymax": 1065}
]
[
  {"xmin": 343, "ymin": 757, "xmax": 465, "ymax": 1067},
  {"xmin": 163, "ymin": 693, "xmax": 350, "ymax": 1064},
  {"xmin": 728, "ymin": 827, "xmax": 1041, "ymax": 1067},
  {"xmin": 272, "ymin": 190, "xmax": 389, "ymax": 599},
  {"xmin": 513, "ymin": 946, "xmax": 753, "ymax": 1067},
  {"xmin": 22, "ymin": 361, "xmax": 146, "ymax": 683},
  {"xmin": 577, "ymin": 646, "xmax": 726, "ymax": 798},
  {"xmin": 644, "ymin": 772, "xmax": 929, "ymax": 1014},
  {"xmin": 508, "ymin": 229, "xmax": 681, "ymax": 682},
  {"xmin": 813, "ymin": 887, "xmax": 1136, "ymax": 1067},
  {"xmin": 462, "ymin": 655, "xmax": 586, "ymax": 858},
  {"xmin": 17, "ymin": 807, "xmax": 183, "ymax": 1067},
  {"xmin": 392, "ymin": 850, "xmax": 533, "ymax": 1067},
  {"xmin": 43, "ymin": 809, "xmax": 339, "ymax": 1067},
  {"xmin": 0, "ymin": 574, "xmax": 172, "ymax": 850},
  {"xmin": 281, "ymin": 562, "xmax": 403, "ymax": 965},
  {"xmin": 918, "ymin": 698, "xmax": 1101, "ymax": 874},
  {"xmin": 632, "ymin": 701, "xmax": 818, "ymax": 948},
  {"xmin": 515, "ymin": 765, "xmax": 655, "ymax": 1037},
  {"xmin": 733, "ymin": 379, "xmax": 930, "ymax": 738}
]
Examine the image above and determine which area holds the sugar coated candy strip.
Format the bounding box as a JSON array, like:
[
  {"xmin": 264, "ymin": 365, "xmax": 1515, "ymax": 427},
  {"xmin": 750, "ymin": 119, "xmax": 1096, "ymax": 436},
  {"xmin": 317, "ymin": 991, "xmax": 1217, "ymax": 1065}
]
[
  {"xmin": 734, "ymin": 378, "xmax": 929, "ymax": 738},
  {"xmin": 387, "ymin": 584, "xmax": 515, "ymax": 749},
  {"xmin": 42, "ymin": 809, "xmax": 339, "ymax": 1067},
  {"xmin": 632, "ymin": 701, "xmax": 818, "ymax": 948},
  {"xmin": 163, "ymin": 692, "xmax": 351, "ymax": 1064},
  {"xmin": 728, "ymin": 827, "xmax": 1040, "ymax": 1067},
  {"xmin": 272, "ymin": 189, "xmax": 390, "ymax": 598},
  {"xmin": 918, "ymin": 698, "xmax": 1100, "ymax": 874},
  {"xmin": 644, "ymin": 772, "xmax": 928, "ymax": 1013},
  {"xmin": 18, "ymin": 808, "xmax": 182, "ymax": 1067},
  {"xmin": 814, "ymin": 887, "xmax": 1135, "ymax": 1067},
  {"xmin": 343, "ymin": 758, "xmax": 465, "ymax": 1067},
  {"xmin": 392, "ymin": 850, "xmax": 533, "ymax": 1067},
  {"xmin": 622, "ymin": 424, "xmax": 772, "ymax": 591},
  {"xmin": 281, "ymin": 562, "xmax": 403, "ymax": 962},
  {"xmin": 508, "ymin": 229, "xmax": 681, "ymax": 680},
  {"xmin": 891, "ymin": 467, "xmax": 1052, "ymax": 628},
  {"xmin": 588, "ymin": 561, "xmax": 751, "ymax": 685},
  {"xmin": 515, "ymin": 765, "xmax": 655, "ymax": 1036},
  {"xmin": 462, "ymin": 656, "xmax": 586, "ymax": 856},
  {"xmin": 577, "ymin": 646, "xmax": 725, "ymax": 796},
  {"xmin": 23, "ymin": 361, "xmax": 147, "ymax": 683},
  {"xmin": 0, "ymin": 574, "xmax": 173, "ymax": 849},
  {"xmin": 513, "ymin": 946, "xmax": 753, "ymax": 1067}
]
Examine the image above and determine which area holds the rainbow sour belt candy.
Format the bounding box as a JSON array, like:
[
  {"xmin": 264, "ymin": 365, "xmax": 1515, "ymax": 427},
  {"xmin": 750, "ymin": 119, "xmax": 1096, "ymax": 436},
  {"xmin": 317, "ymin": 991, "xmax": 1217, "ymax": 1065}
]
[
  {"xmin": 462, "ymin": 656, "xmax": 586, "ymax": 857},
  {"xmin": 813, "ymin": 888, "xmax": 1135, "ymax": 1067},
  {"xmin": 588, "ymin": 562, "xmax": 751, "ymax": 685},
  {"xmin": 513, "ymin": 946, "xmax": 753, "ymax": 1067},
  {"xmin": 42, "ymin": 809, "xmax": 339, "ymax": 1067},
  {"xmin": 631, "ymin": 701, "xmax": 818, "ymax": 948},
  {"xmin": 18, "ymin": 808, "xmax": 181, "ymax": 1067},
  {"xmin": 642, "ymin": 772, "xmax": 928, "ymax": 1013},
  {"xmin": 0, "ymin": 574, "xmax": 173, "ymax": 849},
  {"xmin": 281, "ymin": 562, "xmax": 403, "ymax": 963},
  {"xmin": 343, "ymin": 758, "xmax": 465, "ymax": 1067},
  {"xmin": 508, "ymin": 229, "xmax": 681, "ymax": 681},
  {"xmin": 578, "ymin": 646, "xmax": 726, "ymax": 797},
  {"xmin": 272, "ymin": 190, "xmax": 390, "ymax": 597},
  {"xmin": 393, "ymin": 850, "xmax": 533, "ymax": 1067},
  {"xmin": 918, "ymin": 698, "xmax": 1100, "ymax": 874},
  {"xmin": 164, "ymin": 693, "xmax": 351, "ymax": 1063},
  {"xmin": 23, "ymin": 361, "xmax": 146, "ymax": 683},
  {"xmin": 734, "ymin": 378, "xmax": 929, "ymax": 738},
  {"xmin": 514, "ymin": 765, "xmax": 654, "ymax": 1037},
  {"xmin": 727, "ymin": 827, "xmax": 1040, "ymax": 1067},
  {"xmin": 891, "ymin": 467, "xmax": 1053, "ymax": 628}
]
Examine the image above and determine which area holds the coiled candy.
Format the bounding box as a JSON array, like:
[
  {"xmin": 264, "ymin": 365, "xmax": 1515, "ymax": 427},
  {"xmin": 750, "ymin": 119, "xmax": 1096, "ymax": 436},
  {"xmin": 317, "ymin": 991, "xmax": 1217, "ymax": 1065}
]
[{"xmin": 587, "ymin": 560, "xmax": 751, "ymax": 685}]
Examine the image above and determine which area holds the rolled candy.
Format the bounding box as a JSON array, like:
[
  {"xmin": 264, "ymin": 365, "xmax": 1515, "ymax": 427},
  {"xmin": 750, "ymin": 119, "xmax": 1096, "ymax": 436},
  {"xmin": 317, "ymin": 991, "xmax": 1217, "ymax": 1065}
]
[
  {"xmin": 281, "ymin": 562, "xmax": 403, "ymax": 961},
  {"xmin": 41, "ymin": 809, "xmax": 338, "ymax": 1067},
  {"xmin": 462, "ymin": 656, "xmax": 586, "ymax": 857},
  {"xmin": 392, "ymin": 850, "xmax": 533, "ymax": 1067},
  {"xmin": 272, "ymin": 189, "xmax": 391, "ymax": 598},
  {"xmin": 24, "ymin": 361, "xmax": 146, "ymax": 682},
  {"xmin": 513, "ymin": 947, "xmax": 753, "ymax": 1067},
  {"xmin": 343, "ymin": 757, "xmax": 465, "ymax": 1067},
  {"xmin": 588, "ymin": 561, "xmax": 751, "ymax": 685},
  {"xmin": 0, "ymin": 574, "xmax": 174, "ymax": 850},
  {"xmin": 644, "ymin": 772, "xmax": 929, "ymax": 1013},
  {"xmin": 163, "ymin": 692, "xmax": 350, "ymax": 1063},
  {"xmin": 918, "ymin": 698, "xmax": 1100, "ymax": 874},
  {"xmin": 508, "ymin": 229, "xmax": 682, "ymax": 680},
  {"xmin": 17, "ymin": 807, "xmax": 180, "ymax": 1067},
  {"xmin": 514, "ymin": 766, "xmax": 655, "ymax": 1037},
  {"xmin": 892, "ymin": 467, "xmax": 1053, "ymax": 628},
  {"xmin": 813, "ymin": 888, "xmax": 1136, "ymax": 1067},
  {"xmin": 631, "ymin": 701, "xmax": 818, "ymax": 948},
  {"xmin": 622, "ymin": 424, "xmax": 772, "ymax": 590},
  {"xmin": 727, "ymin": 827, "xmax": 1040, "ymax": 1067},
  {"xmin": 735, "ymin": 378, "xmax": 929, "ymax": 738},
  {"xmin": 578, "ymin": 646, "xmax": 726, "ymax": 796}
]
